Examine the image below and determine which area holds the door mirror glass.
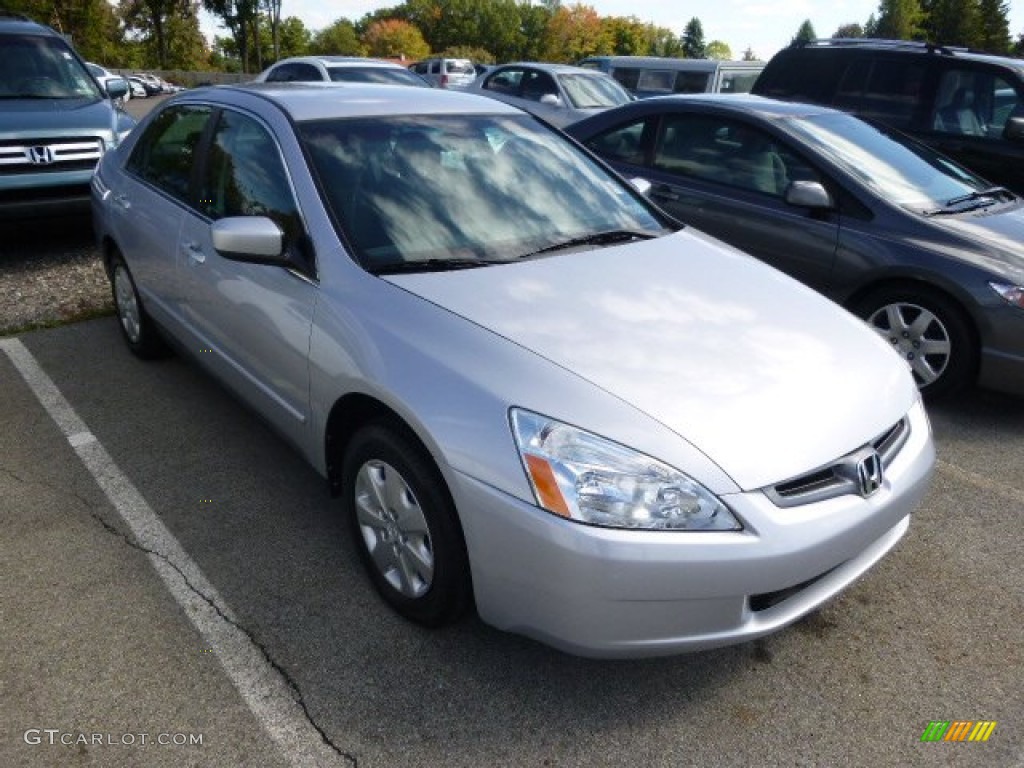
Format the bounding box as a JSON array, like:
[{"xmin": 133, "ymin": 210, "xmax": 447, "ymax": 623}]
[{"xmin": 785, "ymin": 180, "xmax": 832, "ymax": 209}]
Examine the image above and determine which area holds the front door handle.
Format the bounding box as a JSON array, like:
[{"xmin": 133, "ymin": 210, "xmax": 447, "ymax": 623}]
[
  {"xmin": 182, "ymin": 241, "xmax": 206, "ymax": 264},
  {"xmin": 112, "ymin": 193, "xmax": 131, "ymax": 210}
]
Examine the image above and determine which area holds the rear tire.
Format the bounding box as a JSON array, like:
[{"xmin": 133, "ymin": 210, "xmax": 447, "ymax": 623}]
[
  {"xmin": 340, "ymin": 423, "xmax": 472, "ymax": 627},
  {"xmin": 109, "ymin": 252, "xmax": 168, "ymax": 359},
  {"xmin": 852, "ymin": 285, "xmax": 976, "ymax": 398}
]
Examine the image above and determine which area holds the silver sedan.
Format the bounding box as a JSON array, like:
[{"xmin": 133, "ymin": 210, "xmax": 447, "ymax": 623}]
[{"xmin": 91, "ymin": 83, "xmax": 934, "ymax": 658}]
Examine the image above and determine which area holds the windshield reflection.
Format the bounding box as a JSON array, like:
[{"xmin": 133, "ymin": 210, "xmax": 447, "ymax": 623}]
[
  {"xmin": 300, "ymin": 115, "xmax": 662, "ymax": 270},
  {"xmin": 786, "ymin": 113, "xmax": 987, "ymax": 208}
]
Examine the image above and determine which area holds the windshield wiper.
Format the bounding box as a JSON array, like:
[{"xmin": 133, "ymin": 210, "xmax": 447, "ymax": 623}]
[
  {"xmin": 518, "ymin": 229, "xmax": 658, "ymax": 259},
  {"xmin": 925, "ymin": 186, "xmax": 1014, "ymax": 216},
  {"xmin": 372, "ymin": 258, "xmax": 496, "ymax": 274}
]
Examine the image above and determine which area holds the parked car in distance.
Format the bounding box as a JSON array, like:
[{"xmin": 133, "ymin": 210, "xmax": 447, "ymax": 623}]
[
  {"xmin": 468, "ymin": 62, "xmax": 632, "ymax": 127},
  {"xmin": 257, "ymin": 56, "xmax": 431, "ymax": 87},
  {"xmin": 752, "ymin": 39, "xmax": 1024, "ymax": 194},
  {"xmin": 567, "ymin": 94, "xmax": 1024, "ymax": 397},
  {"xmin": 409, "ymin": 57, "xmax": 477, "ymax": 89},
  {"xmin": 92, "ymin": 82, "xmax": 934, "ymax": 658},
  {"xmin": 128, "ymin": 74, "xmax": 162, "ymax": 96},
  {"xmin": 0, "ymin": 11, "xmax": 133, "ymax": 218},
  {"xmin": 578, "ymin": 56, "xmax": 764, "ymax": 98},
  {"xmin": 126, "ymin": 77, "xmax": 148, "ymax": 98},
  {"xmin": 87, "ymin": 62, "xmax": 130, "ymax": 101}
]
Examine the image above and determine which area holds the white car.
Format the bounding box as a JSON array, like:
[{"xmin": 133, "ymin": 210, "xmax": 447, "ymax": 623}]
[
  {"xmin": 87, "ymin": 62, "xmax": 129, "ymax": 101},
  {"xmin": 256, "ymin": 56, "xmax": 431, "ymax": 87},
  {"xmin": 92, "ymin": 83, "xmax": 935, "ymax": 658}
]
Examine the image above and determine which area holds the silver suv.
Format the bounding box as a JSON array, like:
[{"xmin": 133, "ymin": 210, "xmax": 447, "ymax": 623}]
[
  {"xmin": 409, "ymin": 57, "xmax": 477, "ymax": 89},
  {"xmin": 0, "ymin": 12, "xmax": 133, "ymax": 218}
]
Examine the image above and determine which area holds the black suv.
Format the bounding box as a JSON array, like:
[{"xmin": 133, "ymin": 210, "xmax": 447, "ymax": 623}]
[{"xmin": 752, "ymin": 39, "xmax": 1024, "ymax": 193}]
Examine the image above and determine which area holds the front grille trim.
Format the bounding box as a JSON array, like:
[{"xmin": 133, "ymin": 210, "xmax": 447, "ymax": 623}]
[{"xmin": 763, "ymin": 416, "xmax": 910, "ymax": 508}]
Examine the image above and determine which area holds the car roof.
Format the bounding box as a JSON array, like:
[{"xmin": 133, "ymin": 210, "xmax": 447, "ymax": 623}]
[
  {"xmin": 496, "ymin": 62, "xmax": 608, "ymax": 76},
  {"xmin": 581, "ymin": 56, "xmax": 762, "ymax": 70},
  {"xmin": 177, "ymin": 82, "xmax": 526, "ymax": 121},
  {"xmin": 782, "ymin": 39, "xmax": 1024, "ymax": 73},
  {"xmin": 0, "ymin": 13, "xmax": 62, "ymax": 36},
  {"xmin": 275, "ymin": 56, "xmax": 405, "ymax": 70},
  {"xmin": 641, "ymin": 93, "xmax": 843, "ymax": 118}
]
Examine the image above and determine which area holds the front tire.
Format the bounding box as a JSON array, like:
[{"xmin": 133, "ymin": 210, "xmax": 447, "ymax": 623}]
[
  {"xmin": 109, "ymin": 252, "xmax": 168, "ymax": 359},
  {"xmin": 853, "ymin": 285, "xmax": 976, "ymax": 398},
  {"xmin": 340, "ymin": 423, "xmax": 472, "ymax": 627}
]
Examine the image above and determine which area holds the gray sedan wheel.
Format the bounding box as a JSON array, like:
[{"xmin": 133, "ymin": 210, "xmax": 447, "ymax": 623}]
[
  {"xmin": 109, "ymin": 253, "xmax": 168, "ymax": 359},
  {"xmin": 855, "ymin": 286, "xmax": 975, "ymax": 397},
  {"xmin": 341, "ymin": 422, "xmax": 472, "ymax": 627}
]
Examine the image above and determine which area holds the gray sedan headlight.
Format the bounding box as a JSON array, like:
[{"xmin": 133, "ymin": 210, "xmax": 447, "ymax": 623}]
[
  {"xmin": 510, "ymin": 409, "xmax": 741, "ymax": 531},
  {"xmin": 990, "ymin": 282, "xmax": 1024, "ymax": 309}
]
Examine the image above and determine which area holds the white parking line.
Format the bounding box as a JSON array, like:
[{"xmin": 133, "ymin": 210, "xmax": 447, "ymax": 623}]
[{"xmin": 0, "ymin": 338, "xmax": 351, "ymax": 768}]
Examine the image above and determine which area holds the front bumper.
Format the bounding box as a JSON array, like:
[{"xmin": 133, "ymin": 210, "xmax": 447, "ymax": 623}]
[
  {"xmin": 978, "ymin": 305, "xmax": 1024, "ymax": 396},
  {"xmin": 454, "ymin": 400, "xmax": 934, "ymax": 658}
]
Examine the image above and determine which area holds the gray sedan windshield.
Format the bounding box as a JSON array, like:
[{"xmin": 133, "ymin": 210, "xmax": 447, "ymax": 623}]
[
  {"xmin": 560, "ymin": 74, "xmax": 631, "ymax": 109},
  {"xmin": 785, "ymin": 113, "xmax": 988, "ymax": 209},
  {"xmin": 300, "ymin": 114, "xmax": 664, "ymax": 270}
]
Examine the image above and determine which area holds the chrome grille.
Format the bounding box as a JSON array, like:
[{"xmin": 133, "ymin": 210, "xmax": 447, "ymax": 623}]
[
  {"xmin": 0, "ymin": 137, "xmax": 104, "ymax": 173},
  {"xmin": 764, "ymin": 416, "xmax": 910, "ymax": 508}
]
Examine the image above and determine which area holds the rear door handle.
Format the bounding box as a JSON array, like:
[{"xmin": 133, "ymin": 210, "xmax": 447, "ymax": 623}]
[
  {"xmin": 112, "ymin": 193, "xmax": 131, "ymax": 210},
  {"xmin": 182, "ymin": 241, "xmax": 206, "ymax": 264}
]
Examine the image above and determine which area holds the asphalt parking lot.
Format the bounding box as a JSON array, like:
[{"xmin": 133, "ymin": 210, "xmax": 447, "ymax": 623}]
[
  {"xmin": 0, "ymin": 92, "xmax": 1021, "ymax": 766},
  {"xmin": 2, "ymin": 294, "xmax": 1022, "ymax": 767}
]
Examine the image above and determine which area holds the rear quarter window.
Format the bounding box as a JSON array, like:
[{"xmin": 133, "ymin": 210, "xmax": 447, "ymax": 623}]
[{"xmin": 756, "ymin": 52, "xmax": 847, "ymax": 102}]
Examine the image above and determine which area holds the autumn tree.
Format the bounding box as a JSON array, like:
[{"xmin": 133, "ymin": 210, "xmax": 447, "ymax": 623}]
[
  {"xmin": 705, "ymin": 40, "xmax": 732, "ymax": 60},
  {"xmin": 541, "ymin": 4, "xmax": 608, "ymax": 62},
  {"xmin": 362, "ymin": 18, "xmax": 429, "ymax": 60},
  {"xmin": 682, "ymin": 17, "xmax": 705, "ymax": 58}
]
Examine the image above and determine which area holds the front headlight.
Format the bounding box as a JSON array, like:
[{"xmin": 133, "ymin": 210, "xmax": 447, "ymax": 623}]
[
  {"xmin": 510, "ymin": 408, "xmax": 741, "ymax": 531},
  {"xmin": 990, "ymin": 282, "xmax": 1024, "ymax": 309}
]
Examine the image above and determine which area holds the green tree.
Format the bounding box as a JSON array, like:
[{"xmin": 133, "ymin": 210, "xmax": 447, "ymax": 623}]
[
  {"xmin": 1014, "ymin": 31, "xmax": 1024, "ymax": 55},
  {"xmin": 646, "ymin": 25, "xmax": 684, "ymax": 57},
  {"xmin": 10, "ymin": 0, "xmax": 124, "ymax": 62},
  {"xmin": 864, "ymin": 13, "xmax": 879, "ymax": 36},
  {"xmin": 835, "ymin": 22, "xmax": 865, "ymax": 37},
  {"xmin": 976, "ymin": 0, "xmax": 1011, "ymax": 52},
  {"xmin": 310, "ymin": 18, "xmax": 365, "ymax": 56},
  {"xmin": 876, "ymin": 0, "xmax": 926, "ymax": 40},
  {"xmin": 741, "ymin": 46, "xmax": 758, "ymax": 61},
  {"xmin": 120, "ymin": 0, "xmax": 201, "ymax": 70},
  {"xmin": 792, "ymin": 19, "xmax": 816, "ymax": 44},
  {"xmin": 204, "ymin": 0, "xmax": 259, "ymax": 72},
  {"xmin": 517, "ymin": 2, "xmax": 554, "ymax": 61},
  {"xmin": 601, "ymin": 16, "xmax": 650, "ymax": 56},
  {"xmin": 682, "ymin": 17, "xmax": 705, "ymax": 58},
  {"xmin": 362, "ymin": 18, "xmax": 430, "ymax": 60},
  {"xmin": 705, "ymin": 40, "xmax": 732, "ymax": 60}
]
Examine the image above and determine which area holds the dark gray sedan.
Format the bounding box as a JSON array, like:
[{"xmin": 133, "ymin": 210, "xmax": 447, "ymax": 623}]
[{"xmin": 567, "ymin": 94, "xmax": 1024, "ymax": 397}]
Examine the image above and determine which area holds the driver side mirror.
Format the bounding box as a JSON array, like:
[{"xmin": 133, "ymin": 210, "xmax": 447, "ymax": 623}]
[
  {"xmin": 105, "ymin": 77, "xmax": 129, "ymax": 100},
  {"xmin": 1004, "ymin": 117, "xmax": 1024, "ymax": 142},
  {"xmin": 784, "ymin": 180, "xmax": 833, "ymax": 210},
  {"xmin": 539, "ymin": 93, "xmax": 562, "ymax": 106}
]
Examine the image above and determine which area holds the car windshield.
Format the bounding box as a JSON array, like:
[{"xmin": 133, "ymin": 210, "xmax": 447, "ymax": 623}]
[
  {"xmin": 300, "ymin": 114, "xmax": 665, "ymax": 270},
  {"xmin": 445, "ymin": 60, "xmax": 475, "ymax": 75},
  {"xmin": 559, "ymin": 73, "xmax": 632, "ymax": 109},
  {"xmin": 0, "ymin": 33, "xmax": 101, "ymax": 100},
  {"xmin": 784, "ymin": 112, "xmax": 990, "ymax": 209},
  {"xmin": 328, "ymin": 67, "xmax": 429, "ymax": 87}
]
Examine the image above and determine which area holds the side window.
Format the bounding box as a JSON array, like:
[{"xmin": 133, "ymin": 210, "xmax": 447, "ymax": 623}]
[
  {"xmin": 484, "ymin": 68, "xmax": 523, "ymax": 95},
  {"xmin": 198, "ymin": 110, "xmax": 302, "ymax": 243},
  {"xmin": 757, "ymin": 53, "xmax": 846, "ymax": 102},
  {"xmin": 126, "ymin": 105, "xmax": 212, "ymax": 202},
  {"xmin": 933, "ymin": 68, "xmax": 1021, "ymax": 137},
  {"xmin": 583, "ymin": 119, "xmax": 648, "ymax": 165},
  {"xmin": 654, "ymin": 115, "xmax": 818, "ymax": 197},
  {"xmin": 674, "ymin": 72, "xmax": 711, "ymax": 94},
  {"xmin": 636, "ymin": 69, "xmax": 675, "ymax": 95},
  {"xmin": 264, "ymin": 64, "xmax": 290, "ymax": 82},
  {"xmin": 521, "ymin": 70, "xmax": 558, "ymax": 102},
  {"xmin": 611, "ymin": 67, "xmax": 640, "ymax": 92},
  {"xmin": 858, "ymin": 59, "xmax": 926, "ymax": 128}
]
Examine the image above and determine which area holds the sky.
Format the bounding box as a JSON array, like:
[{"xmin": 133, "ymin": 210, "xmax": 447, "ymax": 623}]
[{"xmin": 202, "ymin": 1, "xmax": 1024, "ymax": 62}]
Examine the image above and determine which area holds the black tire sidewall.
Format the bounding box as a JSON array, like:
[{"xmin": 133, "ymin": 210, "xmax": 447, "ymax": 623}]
[
  {"xmin": 340, "ymin": 423, "xmax": 471, "ymax": 627},
  {"xmin": 853, "ymin": 286, "xmax": 976, "ymax": 398},
  {"xmin": 109, "ymin": 253, "xmax": 166, "ymax": 359}
]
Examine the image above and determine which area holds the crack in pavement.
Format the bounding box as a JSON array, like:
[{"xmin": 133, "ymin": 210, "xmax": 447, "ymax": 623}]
[{"xmin": 84, "ymin": 502, "xmax": 359, "ymax": 768}]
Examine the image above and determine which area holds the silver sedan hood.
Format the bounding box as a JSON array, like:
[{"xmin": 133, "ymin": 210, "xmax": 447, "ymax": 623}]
[{"xmin": 385, "ymin": 230, "xmax": 917, "ymax": 490}]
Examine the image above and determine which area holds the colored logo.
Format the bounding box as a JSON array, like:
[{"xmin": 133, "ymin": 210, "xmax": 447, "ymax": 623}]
[{"xmin": 921, "ymin": 721, "xmax": 997, "ymax": 742}]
